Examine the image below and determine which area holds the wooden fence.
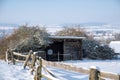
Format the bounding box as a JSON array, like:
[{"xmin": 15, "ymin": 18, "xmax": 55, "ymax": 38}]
[
  {"xmin": 42, "ymin": 59, "xmax": 120, "ymax": 80},
  {"xmin": 6, "ymin": 49, "xmax": 59, "ymax": 80},
  {"xmin": 6, "ymin": 49, "xmax": 120, "ymax": 80}
]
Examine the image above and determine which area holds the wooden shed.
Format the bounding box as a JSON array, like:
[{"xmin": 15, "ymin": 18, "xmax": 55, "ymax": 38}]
[{"xmin": 45, "ymin": 36, "xmax": 85, "ymax": 61}]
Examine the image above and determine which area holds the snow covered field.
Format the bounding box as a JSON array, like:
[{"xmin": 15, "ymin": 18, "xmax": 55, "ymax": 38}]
[
  {"xmin": 0, "ymin": 60, "xmax": 89, "ymax": 80},
  {"xmin": 63, "ymin": 59, "xmax": 120, "ymax": 74}
]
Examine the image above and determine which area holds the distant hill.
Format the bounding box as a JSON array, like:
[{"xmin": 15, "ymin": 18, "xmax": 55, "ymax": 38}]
[
  {"xmin": 0, "ymin": 23, "xmax": 19, "ymax": 38},
  {"xmin": 0, "ymin": 22, "xmax": 120, "ymax": 38},
  {"xmin": 0, "ymin": 23, "xmax": 19, "ymax": 27},
  {"xmin": 61, "ymin": 22, "xmax": 107, "ymax": 27}
]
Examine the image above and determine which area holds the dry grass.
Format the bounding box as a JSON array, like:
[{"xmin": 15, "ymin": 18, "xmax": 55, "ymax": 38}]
[{"xmin": 0, "ymin": 54, "xmax": 5, "ymax": 60}]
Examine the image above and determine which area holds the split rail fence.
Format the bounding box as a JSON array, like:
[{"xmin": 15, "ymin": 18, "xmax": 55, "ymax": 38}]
[{"xmin": 6, "ymin": 49, "xmax": 120, "ymax": 80}]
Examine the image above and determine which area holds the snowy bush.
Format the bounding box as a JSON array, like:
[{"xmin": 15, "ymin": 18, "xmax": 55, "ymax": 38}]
[
  {"xmin": 0, "ymin": 25, "xmax": 50, "ymax": 53},
  {"xmin": 82, "ymin": 40, "xmax": 115, "ymax": 59},
  {"xmin": 14, "ymin": 26, "xmax": 50, "ymax": 52},
  {"xmin": 0, "ymin": 25, "xmax": 50, "ymax": 58}
]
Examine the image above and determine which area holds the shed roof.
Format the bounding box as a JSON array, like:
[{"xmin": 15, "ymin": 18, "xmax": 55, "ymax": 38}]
[{"xmin": 48, "ymin": 36, "xmax": 86, "ymax": 39}]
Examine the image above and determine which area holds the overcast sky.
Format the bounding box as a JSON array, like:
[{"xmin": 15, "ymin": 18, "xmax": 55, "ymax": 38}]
[{"xmin": 0, "ymin": 0, "xmax": 120, "ymax": 25}]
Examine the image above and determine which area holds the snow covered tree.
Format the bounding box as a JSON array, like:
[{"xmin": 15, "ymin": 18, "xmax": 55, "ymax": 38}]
[
  {"xmin": 0, "ymin": 25, "xmax": 50, "ymax": 53},
  {"xmin": 13, "ymin": 25, "xmax": 50, "ymax": 52},
  {"xmin": 82, "ymin": 40, "xmax": 115, "ymax": 59}
]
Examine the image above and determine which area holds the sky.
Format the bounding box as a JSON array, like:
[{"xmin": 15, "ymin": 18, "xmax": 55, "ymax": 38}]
[{"xmin": 0, "ymin": 0, "xmax": 120, "ymax": 25}]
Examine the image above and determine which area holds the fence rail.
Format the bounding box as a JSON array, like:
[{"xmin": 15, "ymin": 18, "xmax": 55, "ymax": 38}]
[{"xmin": 6, "ymin": 49, "xmax": 120, "ymax": 80}]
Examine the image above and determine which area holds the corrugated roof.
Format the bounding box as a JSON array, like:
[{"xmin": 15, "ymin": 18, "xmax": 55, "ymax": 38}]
[{"xmin": 48, "ymin": 36, "xmax": 86, "ymax": 39}]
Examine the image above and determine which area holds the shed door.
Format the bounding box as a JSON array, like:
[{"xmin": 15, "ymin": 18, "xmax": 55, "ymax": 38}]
[{"xmin": 46, "ymin": 41, "xmax": 63, "ymax": 61}]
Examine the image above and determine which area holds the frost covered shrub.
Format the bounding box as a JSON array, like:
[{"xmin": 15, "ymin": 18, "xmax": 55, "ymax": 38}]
[
  {"xmin": 15, "ymin": 37, "xmax": 43, "ymax": 52},
  {"xmin": 14, "ymin": 26, "xmax": 50, "ymax": 52},
  {"xmin": 0, "ymin": 25, "xmax": 50, "ymax": 53},
  {"xmin": 82, "ymin": 40, "xmax": 114, "ymax": 59}
]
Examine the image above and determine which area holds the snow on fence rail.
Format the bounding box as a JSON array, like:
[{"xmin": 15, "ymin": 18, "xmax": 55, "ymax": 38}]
[{"xmin": 6, "ymin": 49, "xmax": 120, "ymax": 80}]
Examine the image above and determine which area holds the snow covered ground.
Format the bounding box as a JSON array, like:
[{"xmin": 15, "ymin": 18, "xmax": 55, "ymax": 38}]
[
  {"xmin": 0, "ymin": 60, "xmax": 33, "ymax": 80},
  {"xmin": 0, "ymin": 60, "xmax": 89, "ymax": 80},
  {"xmin": 63, "ymin": 59, "xmax": 120, "ymax": 74},
  {"xmin": 1, "ymin": 59, "xmax": 120, "ymax": 80},
  {"xmin": 43, "ymin": 66, "xmax": 89, "ymax": 80}
]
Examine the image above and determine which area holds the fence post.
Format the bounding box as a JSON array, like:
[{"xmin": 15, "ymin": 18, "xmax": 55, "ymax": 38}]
[
  {"xmin": 117, "ymin": 74, "xmax": 120, "ymax": 80},
  {"xmin": 23, "ymin": 50, "xmax": 33, "ymax": 69},
  {"xmin": 39, "ymin": 57, "xmax": 42, "ymax": 80},
  {"xmin": 6, "ymin": 49, "xmax": 9, "ymax": 63},
  {"xmin": 11, "ymin": 49, "xmax": 15, "ymax": 65},
  {"xmin": 34, "ymin": 57, "xmax": 42, "ymax": 80},
  {"xmin": 89, "ymin": 66, "xmax": 99, "ymax": 80},
  {"xmin": 31, "ymin": 53, "xmax": 36, "ymax": 68}
]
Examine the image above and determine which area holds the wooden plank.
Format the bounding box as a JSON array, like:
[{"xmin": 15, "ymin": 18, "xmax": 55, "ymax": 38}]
[
  {"xmin": 41, "ymin": 59, "xmax": 89, "ymax": 75},
  {"xmin": 100, "ymin": 71, "xmax": 120, "ymax": 80},
  {"xmin": 42, "ymin": 66, "xmax": 58, "ymax": 78},
  {"xmin": 13, "ymin": 52, "xmax": 27, "ymax": 58},
  {"xmin": 77, "ymin": 67, "xmax": 89, "ymax": 74},
  {"xmin": 23, "ymin": 50, "xmax": 33, "ymax": 69},
  {"xmin": 42, "ymin": 74, "xmax": 59, "ymax": 80},
  {"xmin": 42, "ymin": 75, "xmax": 52, "ymax": 80}
]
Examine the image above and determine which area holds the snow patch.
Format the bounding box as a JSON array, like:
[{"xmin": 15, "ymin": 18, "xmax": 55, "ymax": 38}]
[
  {"xmin": 90, "ymin": 66, "xmax": 99, "ymax": 70},
  {"xmin": 109, "ymin": 41, "xmax": 120, "ymax": 53}
]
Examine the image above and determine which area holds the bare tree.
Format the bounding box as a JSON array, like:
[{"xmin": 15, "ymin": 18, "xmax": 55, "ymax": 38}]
[
  {"xmin": 55, "ymin": 26, "xmax": 88, "ymax": 37},
  {"xmin": 115, "ymin": 33, "xmax": 120, "ymax": 40}
]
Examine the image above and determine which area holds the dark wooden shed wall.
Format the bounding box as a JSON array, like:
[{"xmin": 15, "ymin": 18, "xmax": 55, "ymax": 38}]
[
  {"xmin": 46, "ymin": 39, "xmax": 82, "ymax": 61},
  {"xmin": 63, "ymin": 39, "xmax": 82, "ymax": 60}
]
